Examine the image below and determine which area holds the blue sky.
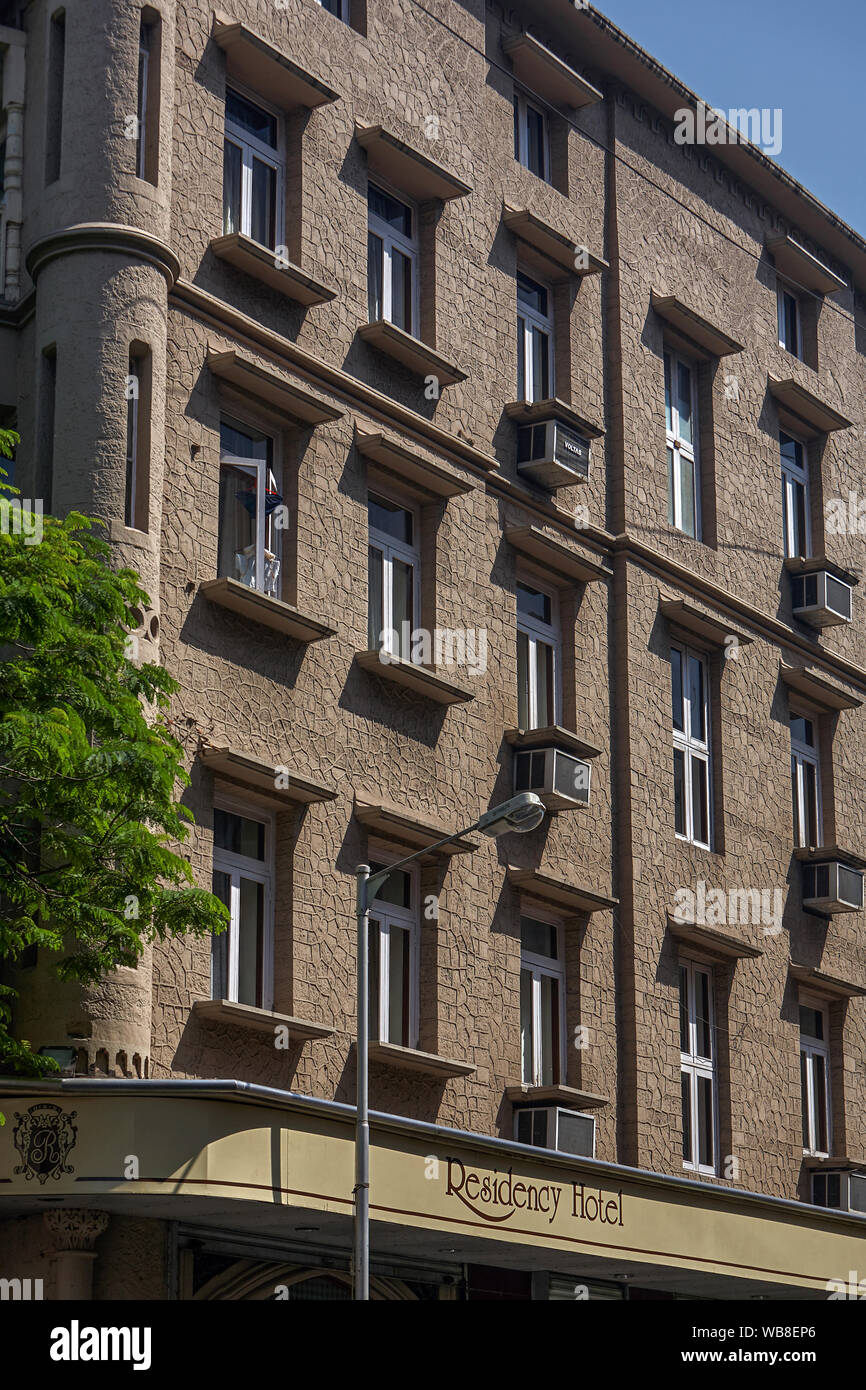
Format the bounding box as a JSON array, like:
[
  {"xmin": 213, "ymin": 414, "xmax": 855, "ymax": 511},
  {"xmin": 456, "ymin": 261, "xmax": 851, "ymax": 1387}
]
[{"xmin": 597, "ymin": 0, "xmax": 866, "ymax": 238}]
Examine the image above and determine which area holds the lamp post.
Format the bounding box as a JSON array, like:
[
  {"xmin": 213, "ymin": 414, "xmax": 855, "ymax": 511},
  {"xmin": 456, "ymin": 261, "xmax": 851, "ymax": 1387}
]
[{"xmin": 353, "ymin": 791, "xmax": 546, "ymax": 1300}]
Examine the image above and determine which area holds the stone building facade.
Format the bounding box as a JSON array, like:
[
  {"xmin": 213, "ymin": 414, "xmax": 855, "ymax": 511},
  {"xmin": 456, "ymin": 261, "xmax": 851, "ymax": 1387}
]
[{"xmin": 0, "ymin": 0, "xmax": 865, "ymax": 1300}]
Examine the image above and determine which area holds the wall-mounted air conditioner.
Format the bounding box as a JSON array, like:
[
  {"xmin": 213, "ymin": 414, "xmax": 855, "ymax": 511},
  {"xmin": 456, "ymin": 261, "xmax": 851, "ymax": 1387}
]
[
  {"xmin": 514, "ymin": 746, "xmax": 591, "ymax": 810},
  {"xmin": 812, "ymin": 1169, "xmax": 866, "ymax": 1213},
  {"xmin": 791, "ymin": 570, "xmax": 853, "ymax": 627},
  {"xmin": 802, "ymin": 860, "xmax": 864, "ymax": 914},
  {"xmin": 517, "ymin": 419, "xmax": 591, "ymax": 489},
  {"xmin": 515, "ymin": 1106, "xmax": 596, "ymax": 1158}
]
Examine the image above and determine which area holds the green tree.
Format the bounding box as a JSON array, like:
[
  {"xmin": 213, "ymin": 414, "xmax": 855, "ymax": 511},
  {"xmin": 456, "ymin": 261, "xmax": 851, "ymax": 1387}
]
[{"xmin": 0, "ymin": 430, "xmax": 227, "ymax": 1093}]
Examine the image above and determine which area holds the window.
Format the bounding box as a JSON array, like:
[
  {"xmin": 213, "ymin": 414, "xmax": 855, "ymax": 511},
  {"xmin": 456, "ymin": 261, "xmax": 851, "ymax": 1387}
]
[
  {"xmin": 777, "ymin": 282, "xmax": 802, "ymax": 359},
  {"xmin": 317, "ymin": 0, "xmax": 349, "ymax": 17},
  {"xmin": 671, "ymin": 645, "xmax": 711, "ymax": 848},
  {"xmin": 516, "ymin": 580, "xmax": 560, "ymax": 730},
  {"xmin": 367, "ymin": 183, "xmax": 418, "ymax": 335},
  {"xmin": 45, "ymin": 10, "xmax": 66, "ymax": 185},
  {"xmin": 780, "ymin": 431, "xmax": 810, "ymax": 559},
  {"xmin": 517, "ymin": 272, "xmax": 552, "ymax": 402},
  {"xmin": 367, "ymin": 492, "xmax": 419, "ymax": 660},
  {"xmin": 211, "ymin": 804, "xmax": 273, "ymax": 1009},
  {"xmin": 520, "ymin": 915, "xmax": 565, "ymax": 1086},
  {"xmin": 368, "ymin": 857, "xmax": 419, "ymax": 1047},
  {"xmin": 136, "ymin": 21, "xmax": 150, "ymax": 179},
  {"xmin": 790, "ymin": 713, "xmax": 822, "ymax": 849},
  {"xmin": 125, "ymin": 357, "xmax": 140, "ymax": 528},
  {"xmin": 513, "ymin": 92, "xmax": 549, "ymax": 181},
  {"xmin": 800, "ymin": 1001, "xmax": 830, "ymax": 1157},
  {"xmin": 664, "ymin": 349, "xmax": 699, "ymax": 538},
  {"xmin": 223, "ymin": 87, "xmax": 282, "ymax": 250},
  {"xmin": 679, "ymin": 959, "xmax": 716, "ymax": 1174},
  {"xmin": 217, "ymin": 418, "xmax": 282, "ymax": 596}
]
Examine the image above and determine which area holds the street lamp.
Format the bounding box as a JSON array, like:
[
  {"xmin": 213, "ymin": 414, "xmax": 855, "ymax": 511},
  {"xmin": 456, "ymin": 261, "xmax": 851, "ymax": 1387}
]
[{"xmin": 353, "ymin": 791, "xmax": 545, "ymax": 1300}]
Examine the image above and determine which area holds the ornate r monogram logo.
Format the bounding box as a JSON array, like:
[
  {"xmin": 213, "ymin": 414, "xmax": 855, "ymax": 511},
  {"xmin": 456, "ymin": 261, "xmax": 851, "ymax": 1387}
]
[{"xmin": 12, "ymin": 1104, "xmax": 78, "ymax": 1184}]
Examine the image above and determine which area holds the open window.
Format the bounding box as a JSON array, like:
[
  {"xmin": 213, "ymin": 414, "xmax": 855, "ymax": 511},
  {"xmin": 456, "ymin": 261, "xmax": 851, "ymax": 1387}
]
[{"xmin": 217, "ymin": 417, "xmax": 283, "ymax": 599}]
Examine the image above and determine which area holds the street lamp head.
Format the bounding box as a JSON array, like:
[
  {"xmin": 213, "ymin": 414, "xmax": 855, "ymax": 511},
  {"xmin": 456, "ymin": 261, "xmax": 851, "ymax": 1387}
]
[{"xmin": 476, "ymin": 792, "xmax": 545, "ymax": 837}]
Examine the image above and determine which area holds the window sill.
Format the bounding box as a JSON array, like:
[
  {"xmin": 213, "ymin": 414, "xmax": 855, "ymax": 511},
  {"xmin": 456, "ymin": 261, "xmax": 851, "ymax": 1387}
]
[
  {"xmin": 354, "ymin": 649, "xmax": 475, "ymax": 705},
  {"xmin": 367, "ymin": 1041, "xmax": 476, "ymax": 1078},
  {"xmin": 505, "ymin": 1083, "xmax": 608, "ymax": 1109},
  {"xmin": 200, "ymin": 577, "xmax": 336, "ymax": 643},
  {"xmin": 504, "ymin": 725, "xmax": 602, "ymax": 760},
  {"xmin": 210, "ymin": 233, "xmax": 337, "ymax": 307},
  {"xmin": 357, "ymin": 320, "xmax": 467, "ymax": 386},
  {"xmin": 192, "ymin": 999, "xmax": 334, "ymax": 1040}
]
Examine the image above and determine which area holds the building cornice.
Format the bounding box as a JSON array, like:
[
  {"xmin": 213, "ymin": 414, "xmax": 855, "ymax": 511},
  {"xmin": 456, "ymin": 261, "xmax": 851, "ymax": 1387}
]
[{"xmin": 25, "ymin": 223, "xmax": 180, "ymax": 287}]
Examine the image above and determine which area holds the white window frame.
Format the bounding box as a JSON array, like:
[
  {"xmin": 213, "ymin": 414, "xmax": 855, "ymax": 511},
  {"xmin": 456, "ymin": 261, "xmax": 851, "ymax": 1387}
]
[
  {"xmin": 777, "ymin": 280, "xmax": 803, "ymax": 359},
  {"xmin": 368, "ymin": 846, "xmax": 420, "ymax": 1049},
  {"xmin": 367, "ymin": 180, "xmax": 420, "ymax": 336},
  {"xmin": 519, "ymin": 911, "xmax": 566, "ymax": 1088},
  {"xmin": 679, "ymin": 957, "xmax": 717, "ymax": 1176},
  {"xmin": 223, "ymin": 84, "xmax": 284, "ymax": 250},
  {"xmin": 367, "ymin": 491, "xmax": 421, "ymax": 660},
  {"xmin": 791, "ymin": 713, "xmax": 822, "ymax": 850},
  {"xmin": 211, "ymin": 797, "xmax": 274, "ymax": 1011},
  {"xmin": 218, "ymin": 415, "xmax": 281, "ymax": 596},
  {"xmin": 800, "ymin": 996, "xmax": 831, "ymax": 1158},
  {"xmin": 664, "ymin": 348, "xmax": 700, "ymax": 539},
  {"xmin": 136, "ymin": 20, "xmax": 150, "ymax": 180},
  {"xmin": 516, "ymin": 578, "xmax": 561, "ymax": 730},
  {"xmin": 672, "ymin": 643, "xmax": 712, "ymax": 849},
  {"xmin": 780, "ymin": 429, "xmax": 811, "ymax": 559},
  {"xmin": 513, "ymin": 90, "xmax": 550, "ymax": 182},
  {"xmin": 517, "ymin": 271, "xmax": 554, "ymax": 403}
]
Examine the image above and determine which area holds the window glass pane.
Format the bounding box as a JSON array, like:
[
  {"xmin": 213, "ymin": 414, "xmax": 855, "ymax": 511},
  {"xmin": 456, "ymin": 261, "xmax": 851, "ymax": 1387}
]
[
  {"xmin": 214, "ymin": 808, "xmax": 265, "ymax": 860},
  {"xmin": 367, "ymin": 545, "xmax": 384, "ymax": 649},
  {"xmin": 516, "ymin": 272, "xmax": 547, "ymax": 315},
  {"xmin": 688, "ymin": 656, "xmax": 705, "ymax": 741},
  {"xmin": 369, "ymin": 920, "xmax": 380, "ymax": 1040},
  {"xmin": 218, "ymin": 464, "xmax": 258, "ymax": 586},
  {"xmin": 678, "ymin": 966, "xmax": 689, "ymax": 1052},
  {"xmin": 804, "ymin": 761, "xmax": 819, "ymax": 845},
  {"xmin": 222, "ymin": 139, "xmax": 241, "ymax": 236},
  {"xmin": 696, "ymin": 971, "xmax": 712, "ymax": 1059},
  {"xmin": 250, "ymin": 157, "xmax": 276, "ymax": 248},
  {"xmin": 390, "ymin": 247, "xmax": 412, "ymax": 333},
  {"xmin": 679, "ymin": 452, "xmax": 696, "ymax": 537},
  {"xmin": 517, "ymin": 629, "xmax": 529, "ymax": 729},
  {"xmin": 211, "ymin": 870, "xmax": 231, "ymax": 999},
  {"xmin": 534, "ymin": 639, "xmax": 553, "ymax": 728},
  {"xmin": 697, "ymin": 1075, "xmax": 714, "ymax": 1167},
  {"xmin": 790, "ymin": 714, "xmax": 813, "ymax": 746},
  {"xmin": 226, "ymin": 89, "xmax": 277, "ymax": 146},
  {"xmin": 368, "ymin": 493, "xmax": 413, "ymax": 544},
  {"xmin": 370, "ymin": 864, "xmax": 412, "ymax": 909},
  {"xmin": 517, "ymin": 582, "xmax": 551, "ymax": 625},
  {"xmin": 512, "ymin": 97, "xmax": 520, "ymax": 160},
  {"xmin": 526, "ymin": 104, "xmax": 546, "ymax": 176},
  {"xmin": 814, "ymin": 1055, "xmax": 828, "ymax": 1152},
  {"xmin": 539, "ymin": 974, "xmax": 557, "ymax": 1084},
  {"xmin": 220, "ymin": 420, "xmax": 270, "ymax": 462},
  {"xmin": 530, "ymin": 325, "xmax": 550, "ymax": 401},
  {"xmin": 367, "ymin": 231, "xmax": 383, "ymax": 321},
  {"xmin": 791, "ymin": 755, "xmax": 802, "ymax": 846},
  {"xmin": 793, "ymin": 479, "xmax": 808, "ymax": 558},
  {"xmin": 391, "ymin": 558, "xmax": 414, "ymax": 656},
  {"xmin": 517, "ymin": 314, "xmax": 526, "ymax": 399},
  {"xmin": 521, "ymin": 917, "xmax": 557, "ymax": 959},
  {"xmin": 800, "ymin": 1049, "xmax": 810, "ymax": 1148},
  {"xmin": 125, "ymin": 359, "xmax": 138, "ymax": 528},
  {"xmin": 677, "ymin": 361, "xmax": 692, "ymax": 446},
  {"xmin": 780, "ymin": 432, "xmax": 803, "ymax": 471},
  {"xmin": 236, "ymin": 877, "xmax": 264, "ymax": 1006},
  {"xmin": 799, "ymin": 1005, "xmax": 824, "ymax": 1041},
  {"xmin": 691, "ymin": 756, "xmax": 709, "ymax": 845},
  {"xmin": 368, "ymin": 185, "xmax": 413, "ymax": 237},
  {"xmin": 388, "ymin": 925, "xmax": 410, "ymax": 1045},
  {"xmin": 673, "ymin": 748, "xmax": 686, "ymax": 835},
  {"xmin": 681, "ymin": 1072, "xmax": 692, "ymax": 1161},
  {"xmin": 671, "ymin": 649, "xmax": 684, "ymax": 731},
  {"xmin": 520, "ymin": 968, "xmax": 533, "ymax": 1083},
  {"xmin": 667, "ymin": 446, "xmax": 675, "ymax": 525}
]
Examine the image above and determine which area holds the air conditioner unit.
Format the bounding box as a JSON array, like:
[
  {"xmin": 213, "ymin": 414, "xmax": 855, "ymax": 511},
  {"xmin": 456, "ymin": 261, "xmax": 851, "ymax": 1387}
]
[
  {"xmin": 802, "ymin": 860, "xmax": 865, "ymax": 914},
  {"xmin": 812, "ymin": 1169, "xmax": 866, "ymax": 1213},
  {"xmin": 516, "ymin": 419, "xmax": 590, "ymax": 489},
  {"xmin": 790, "ymin": 570, "xmax": 853, "ymax": 627},
  {"xmin": 514, "ymin": 746, "xmax": 591, "ymax": 810},
  {"xmin": 515, "ymin": 1106, "xmax": 596, "ymax": 1158}
]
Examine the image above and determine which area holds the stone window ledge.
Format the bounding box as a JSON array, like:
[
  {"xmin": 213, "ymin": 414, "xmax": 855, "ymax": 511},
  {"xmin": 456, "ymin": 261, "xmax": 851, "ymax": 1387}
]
[
  {"xmin": 213, "ymin": 18, "xmax": 339, "ymax": 110},
  {"xmin": 355, "ymin": 124, "xmax": 471, "ymax": 201},
  {"xmin": 503, "ymin": 33, "xmax": 602, "ymax": 110},
  {"xmin": 768, "ymin": 375, "xmax": 852, "ymax": 438},
  {"xmin": 193, "ymin": 999, "xmax": 334, "ymax": 1040},
  {"xmin": 200, "ymin": 744, "xmax": 336, "ymax": 807},
  {"xmin": 355, "ymin": 425, "xmax": 475, "ymax": 496},
  {"xmin": 505, "ymin": 1083, "xmax": 608, "ymax": 1109},
  {"xmin": 354, "ymin": 650, "xmax": 474, "ymax": 705},
  {"xmin": 767, "ymin": 235, "xmax": 845, "ymax": 296},
  {"xmin": 367, "ymin": 1041, "xmax": 476, "ymax": 1078},
  {"xmin": 207, "ymin": 349, "xmax": 343, "ymax": 426},
  {"xmin": 200, "ymin": 578, "xmax": 336, "ymax": 643},
  {"xmin": 357, "ymin": 320, "xmax": 467, "ymax": 386},
  {"xmin": 504, "ymin": 204, "xmax": 607, "ymax": 279},
  {"xmin": 210, "ymin": 233, "xmax": 337, "ymax": 306},
  {"xmin": 504, "ymin": 725, "xmax": 602, "ymax": 759},
  {"xmin": 651, "ymin": 291, "xmax": 744, "ymax": 359},
  {"xmin": 506, "ymin": 524, "xmax": 611, "ymax": 583}
]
